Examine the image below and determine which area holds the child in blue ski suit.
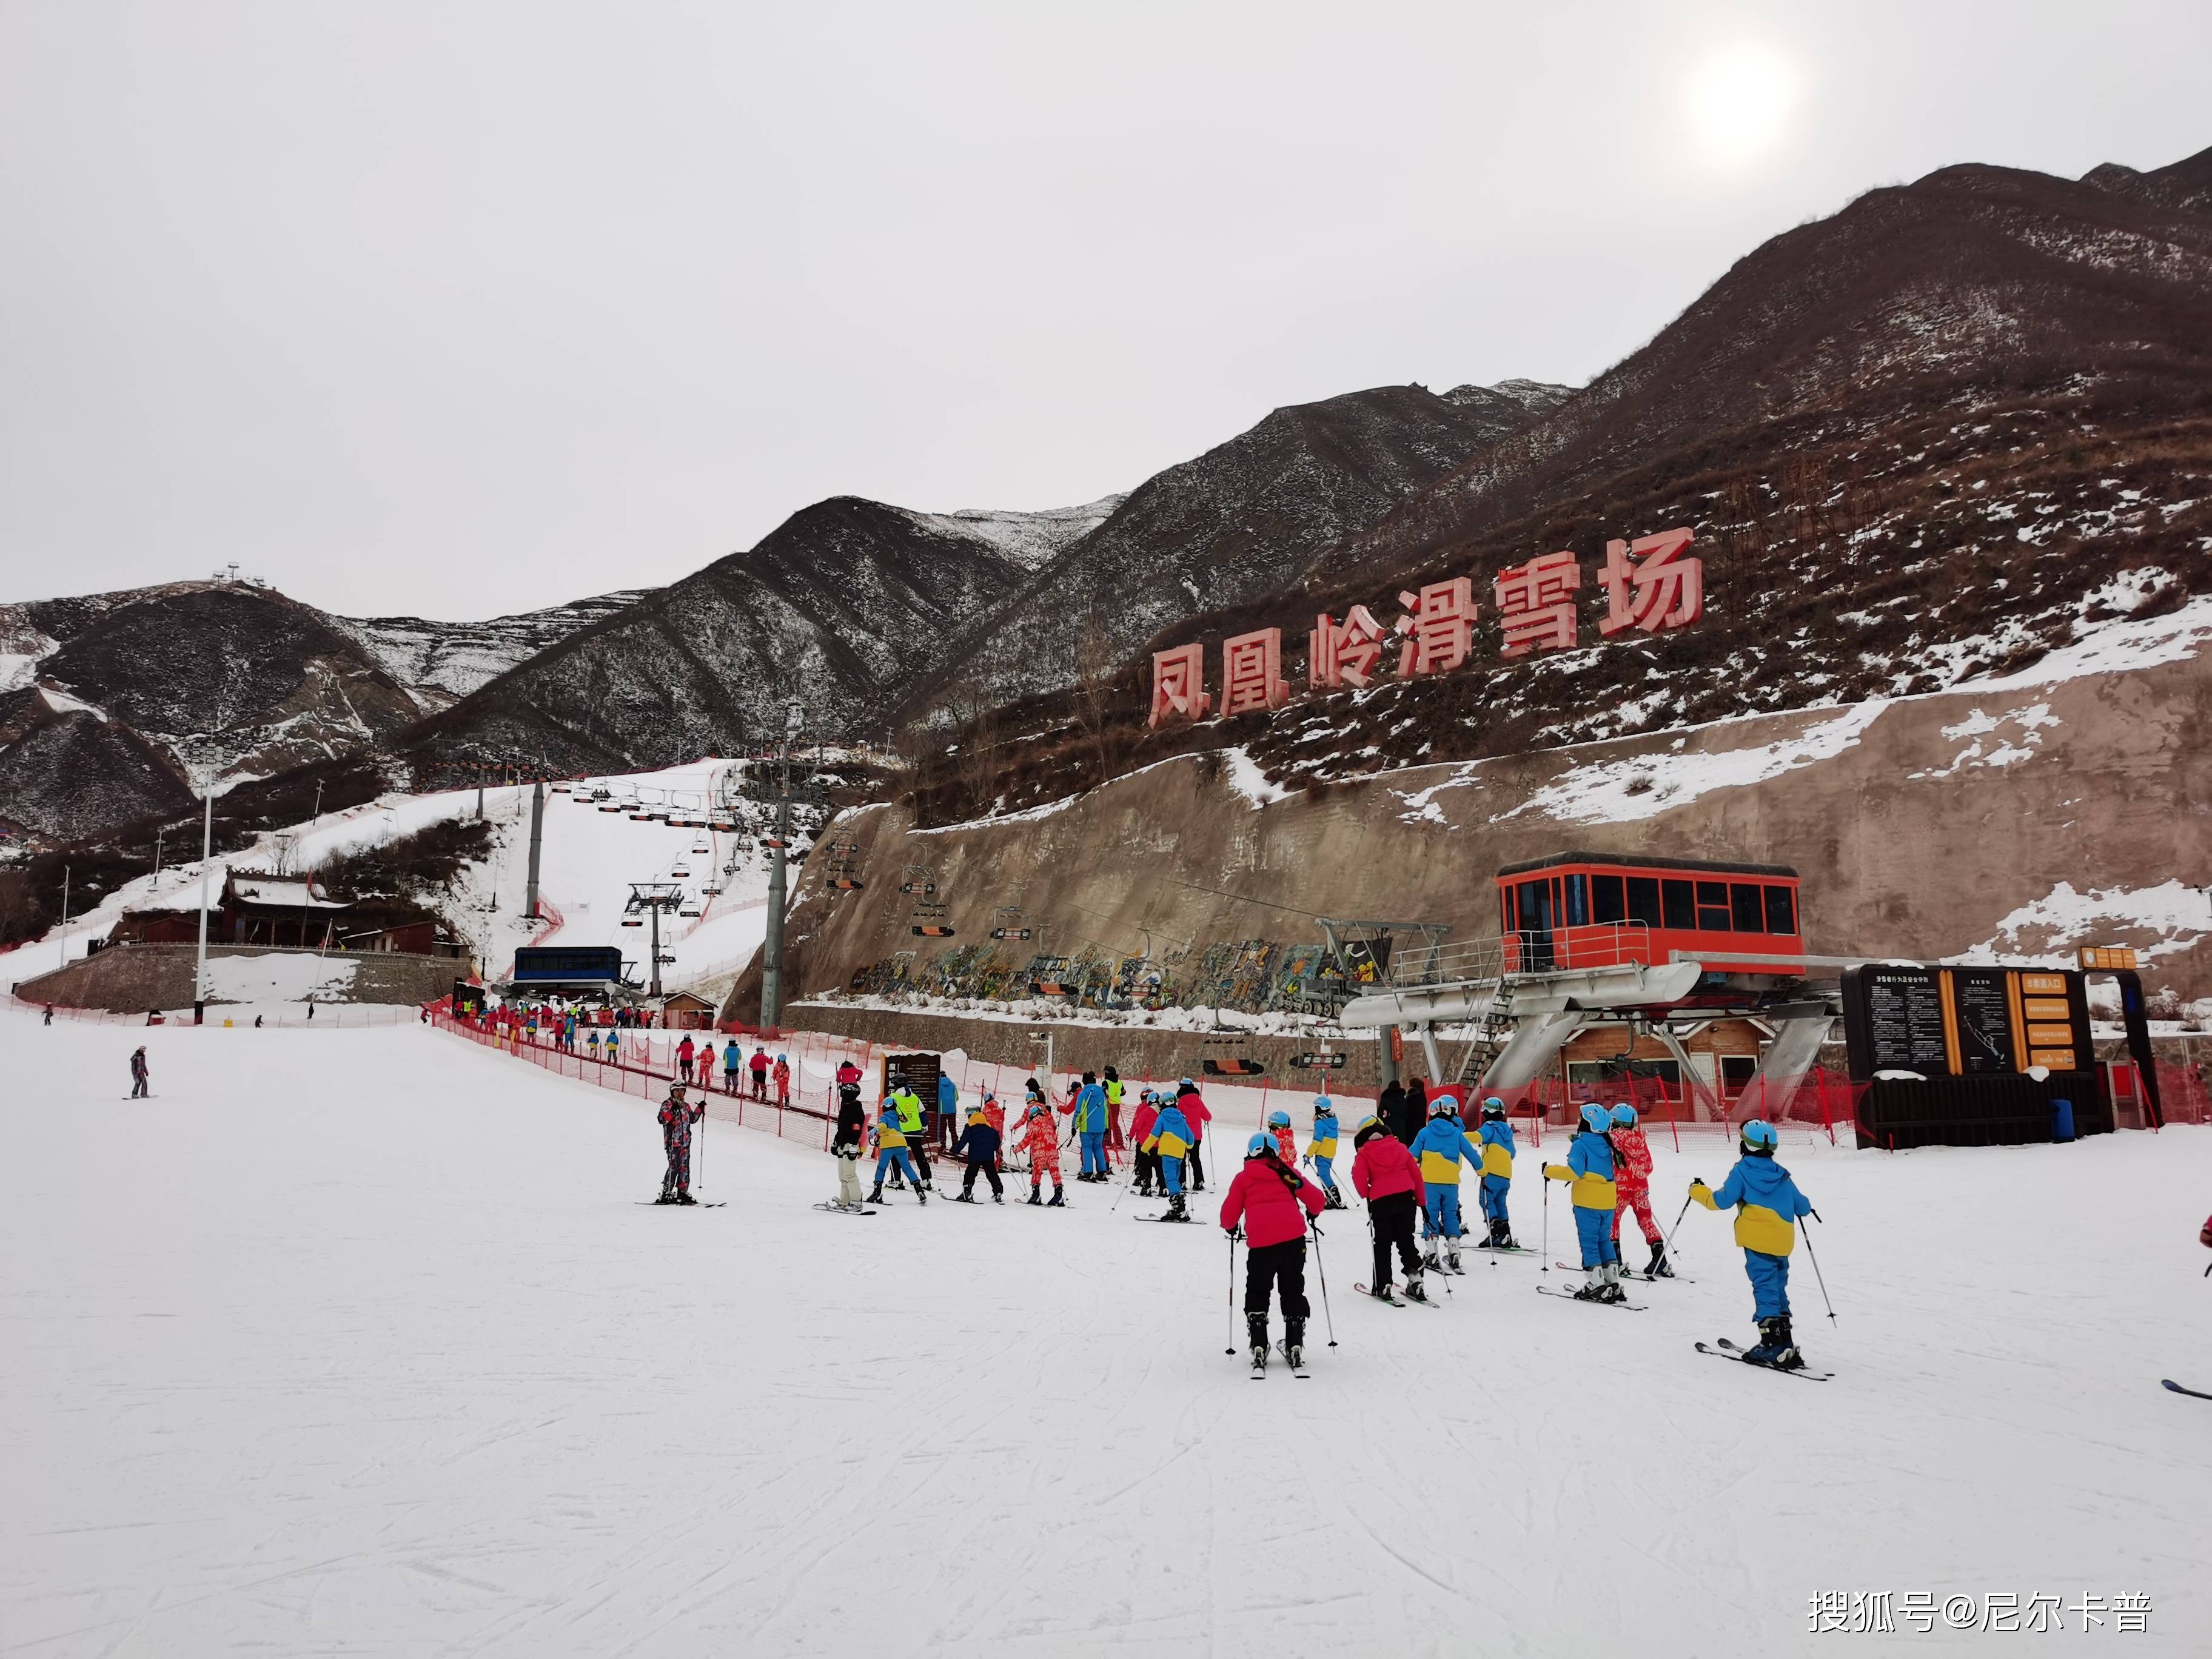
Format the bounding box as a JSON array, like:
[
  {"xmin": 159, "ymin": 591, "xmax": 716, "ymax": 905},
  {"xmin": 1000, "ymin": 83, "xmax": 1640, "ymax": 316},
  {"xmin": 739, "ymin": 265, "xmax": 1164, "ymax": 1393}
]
[
  {"xmin": 1304, "ymin": 1097, "xmax": 1343, "ymax": 1208},
  {"xmin": 1546, "ymin": 1104, "xmax": 1623, "ymax": 1301},
  {"xmin": 1072, "ymin": 1071, "xmax": 1110, "ymax": 1181},
  {"xmin": 1691, "ymin": 1118, "xmax": 1815, "ymax": 1369},
  {"xmin": 1407, "ymin": 1094, "xmax": 1481, "ymax": 1272},
  {"xmin": 1475, "ymin": 1095, "xmax": 1518, "ymax": 1248}
]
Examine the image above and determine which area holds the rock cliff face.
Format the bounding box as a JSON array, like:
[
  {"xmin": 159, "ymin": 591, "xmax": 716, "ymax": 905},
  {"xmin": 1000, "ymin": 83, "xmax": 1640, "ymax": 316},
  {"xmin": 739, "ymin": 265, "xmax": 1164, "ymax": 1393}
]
[
  {"xmin": 740, "ymin": 614, "xmax": 2212, "ymax": 1020},
  {"xmin": 338, "ymin": 591, "xmax": 651, "ymax": 711}
]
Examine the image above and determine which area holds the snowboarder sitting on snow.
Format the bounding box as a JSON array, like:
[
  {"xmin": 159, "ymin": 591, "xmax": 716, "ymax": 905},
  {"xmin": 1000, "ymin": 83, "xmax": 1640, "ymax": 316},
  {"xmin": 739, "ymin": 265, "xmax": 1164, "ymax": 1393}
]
[
  {"xmin": 1352, "ymin": 1111, "xmax": 1427, "ymax": 1302},
  {"xmin": 951, "ymin": 1107, "xmax": 1004, "ymax": 1204},
  {"xmin": 1304, "ymin": 1096, "xmax": 1343, "ymax": 1208},
  {"xmin": 1409, "ymin": 1094, "xmax": 1481, "ymax": 1273},
  {"xmin": 1609, "ymin": 1102, "xmax": 1671, "ymax": 1278},
  {"xmin": 1689, "ymin": 1118, "xmax": 1815, "ymax": 1369},
  {"xmin": 868, "ymin": 1093, "xmax": 927, "ymax": 1205},
  {"xmin": 655, "ymin": 1083, "xmax": 705, "ymax": 1205},
  {"xmin": 830, "ymin": 1084, "xmax": 868, "ymax": 1212},
  {"xmin": 1013, "ymin": 1101, "xmax": 1065, "ymax": 1206},
  {"xmin": 1546, "ymin": 1104, "xmax": 1624, "ymax": 1302},
  {"xmin": 1141, "ymin": 1096, "xmax": 1196, "ymax": 1220},
  {"xmin": 1474, "ymin": 1096, "xmax": 1518, "ymax": 1249},
  {"xmin": 129, "ymin": 1046, "xmax": 150, "ymax": 1099},
  {"xmin": 1220, "ymin": 1132, "xmax": 1328, "ymax": 1371}
]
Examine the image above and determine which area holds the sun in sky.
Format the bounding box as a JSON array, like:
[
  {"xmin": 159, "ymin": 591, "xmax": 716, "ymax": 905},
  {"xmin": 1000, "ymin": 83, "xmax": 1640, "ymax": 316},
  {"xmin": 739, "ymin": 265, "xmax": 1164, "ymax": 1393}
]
[{"xmin": 1683, "ymin": 41, "xmax": 1800, "ymax": 167}]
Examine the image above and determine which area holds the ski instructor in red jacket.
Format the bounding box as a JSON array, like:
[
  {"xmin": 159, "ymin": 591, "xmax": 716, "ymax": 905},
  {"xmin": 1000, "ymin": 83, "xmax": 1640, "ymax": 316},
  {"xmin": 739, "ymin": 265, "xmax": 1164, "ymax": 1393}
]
[{"xmin": 1220, "ymin": 1133, "xmax": 1328, "ymax": 1372}]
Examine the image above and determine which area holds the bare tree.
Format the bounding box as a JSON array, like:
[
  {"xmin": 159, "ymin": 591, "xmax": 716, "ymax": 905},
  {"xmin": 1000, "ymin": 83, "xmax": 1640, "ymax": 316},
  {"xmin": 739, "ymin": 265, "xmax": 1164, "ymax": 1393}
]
[{"xmin": 1071, "ymin": 628, "xmax": 1119, "ymax": 788}]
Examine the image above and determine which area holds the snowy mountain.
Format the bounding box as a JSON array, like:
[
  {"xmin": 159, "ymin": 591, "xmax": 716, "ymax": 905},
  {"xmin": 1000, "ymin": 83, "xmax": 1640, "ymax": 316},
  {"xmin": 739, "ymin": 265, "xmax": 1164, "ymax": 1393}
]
[
  {"xmin": 339, "ymin": 591, "xmax": 652, "ymax": 711},
  {"xmin": 905, "ymin": 144, "xmax": 2212, "ymax": 819},
  {"xmin": 397, "ymin": 494, "xmax": 1118, "ymax": 780},
  {"xmin": 895, "ymin": 382, "xmax": 1570, "ymax": 719}
]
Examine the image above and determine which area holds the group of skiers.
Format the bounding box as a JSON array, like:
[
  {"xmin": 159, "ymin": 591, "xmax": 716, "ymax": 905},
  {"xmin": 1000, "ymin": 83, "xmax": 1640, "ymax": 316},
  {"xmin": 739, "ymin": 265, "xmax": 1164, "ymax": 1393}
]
[{"xmin": 648, "ymin": 1053, "xmax": 1825, "ymax": 1373}]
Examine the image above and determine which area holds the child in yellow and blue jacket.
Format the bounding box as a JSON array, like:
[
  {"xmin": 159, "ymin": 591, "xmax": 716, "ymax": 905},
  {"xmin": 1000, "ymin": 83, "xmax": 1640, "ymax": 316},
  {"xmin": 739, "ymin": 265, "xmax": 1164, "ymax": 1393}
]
[
  {"xmin": 1690, "ymin": 1119, "xmax": 1814, "ymax": 1369},
  {"xmin": 1303, "ymin": 1097, "xmax": 1343, "ymax": 1208},
  {"xmin": 1407, "ymin": 1094, "xmax": 1481, "ymax": 1272},
  {"xmin": 1474, "ymin": 1096, "xmax": 1518, "ymax": 1248},
  {"xmin": 1546, "ymin": 1104, "xmax": 1623, "ymax": 1301}
]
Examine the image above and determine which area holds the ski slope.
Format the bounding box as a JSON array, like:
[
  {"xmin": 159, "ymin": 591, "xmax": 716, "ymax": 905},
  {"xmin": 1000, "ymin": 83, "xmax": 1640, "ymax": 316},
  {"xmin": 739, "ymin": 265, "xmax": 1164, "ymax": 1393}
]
[
  {"xmin": 4, "ymin": 761, "xmax": 793, "ymax": 1000},
  {"xmin": 5, "ymin": 1010, "xmax": 2209, "ymax": 1657}
]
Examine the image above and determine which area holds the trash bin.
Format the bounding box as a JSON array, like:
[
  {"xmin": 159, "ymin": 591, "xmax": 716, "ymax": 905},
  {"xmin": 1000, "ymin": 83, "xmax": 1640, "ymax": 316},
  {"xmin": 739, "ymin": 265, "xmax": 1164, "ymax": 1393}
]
[{"xmin": 2051, "ymin": 1098, "xmax": 2076, "ymax": 1142}]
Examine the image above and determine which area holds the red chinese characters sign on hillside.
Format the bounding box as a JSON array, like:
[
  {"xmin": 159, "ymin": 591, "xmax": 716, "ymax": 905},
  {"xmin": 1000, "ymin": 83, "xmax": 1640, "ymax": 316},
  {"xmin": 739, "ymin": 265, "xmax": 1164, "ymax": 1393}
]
[{"xmin": 1149, "ymin": 526, "xmax": 1704, "ymax": 728}]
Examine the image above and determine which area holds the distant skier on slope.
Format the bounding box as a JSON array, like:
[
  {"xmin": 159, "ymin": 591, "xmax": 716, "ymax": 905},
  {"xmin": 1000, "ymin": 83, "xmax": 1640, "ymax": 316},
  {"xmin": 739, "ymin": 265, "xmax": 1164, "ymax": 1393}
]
[
  {"xmin": 1141, "ymin": 1096, "xmax": 1196, "ymax": 1220},
  {"xmin": 1408, "ymin": 1094, "xmax": 1480, "ymax": 1274},
  {"xmin": 1352, "ymin": 1111, "xmax": 1426, "ymax": 1303},
  {"xmin": 129, "ymin": 1046, "xmax": 150, "ymax": 1099},
  {"xmin": 676, "ymin": 1034, "xmax": 695, "ymax": 1084},
  {"xmin": 1220, "ymin": 1133, "xmax": 1327, "ymax": 1371},
  {"xmin": 773, "ymin": 1054, "xmax": 791, "ymax": 1105},
  {"xmin": 1474, "ymin": 1096, "xmax": 1519, "ymax": 1250},
  {"xmin": 655, "ymin": 1083, "xmax": 704, "ymax": 1205},
  {"xmin": 1688, "ymin": 1119, "xmax": 1815, "ymax": 1369},
  {"xmin": 1609, "ymin": 1103, "xmax": 1671, "ymax": 1277},
  {"xmin": 1546, "ymin": 1104, "xmax": 1624, "ymax": 1301},
  {"xmin": 1102, "ymin": 1065, "xmax": 1126, "ymax": 1155},
  {"xmin": 725, "ymin": 1043, "xmax": 743, "ymax": 1095},
  {"xmin": 1304, "ymin": 1096, "xmax": 1342, "ymax": 1208},
  {"xmin": 748, "ymin": 1046, "xmax": 770, "ymax": 1101},
  {"xmin": 1013, "ymin": 1101, "xmax": 1065, "ymax": 1207}
]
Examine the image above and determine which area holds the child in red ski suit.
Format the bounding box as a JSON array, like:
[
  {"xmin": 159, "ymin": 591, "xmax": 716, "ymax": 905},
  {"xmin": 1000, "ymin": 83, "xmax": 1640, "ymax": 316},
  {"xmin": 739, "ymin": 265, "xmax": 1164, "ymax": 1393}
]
[
  {"xmin": 773, "ymin": 1056, "xmax": 791, "ymax": 1104},
  {"xmin": 1013, "ymin": 1104, "xmax": 1065, "ymax": 1206},
  {"xmin": 1608, "ymin": 1103, "xmax": 1671, "ymax": 1277}
]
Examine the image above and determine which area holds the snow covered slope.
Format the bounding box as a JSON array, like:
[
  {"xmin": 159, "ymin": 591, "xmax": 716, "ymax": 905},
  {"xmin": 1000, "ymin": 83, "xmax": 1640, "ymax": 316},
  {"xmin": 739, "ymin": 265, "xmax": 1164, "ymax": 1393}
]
[
  {"xmin": 337, "ymin": 589, "xmax": 651, "ymax": 711},
  {"xmin": 4, "ymin": 1011, "xmax": 2207, "ymax": 1655},
  {"xmin": 4, "ymin": 760, "xmax": 800, "ymax": 998}
]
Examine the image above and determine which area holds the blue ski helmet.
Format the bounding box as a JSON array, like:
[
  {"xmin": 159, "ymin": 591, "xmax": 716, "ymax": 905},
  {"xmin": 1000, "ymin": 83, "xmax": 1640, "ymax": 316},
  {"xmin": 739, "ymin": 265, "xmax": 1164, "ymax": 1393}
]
[
  {"xmin": 1740, "ymin": 1118, "xmax": 1780, "ymax": 1156},
  {"xmin": 1430, "ymin": 1093, "xmax": 1461, "ymax": 1118},
  {"xmin": 1578, "ymin": 1103, "xmax": 1612, "ymax": 1134},
  {"xmin": 1313, "ymin": 1094, "xmax": 1332, "ymax": 1111},
  {"xmin": 1480, "ymin": 1096, "xmax": 1507, "ymax": 1121},
  {"xmin": 1610, "ymin": 1102, "xmax": 1637, "ymax": 1128},
  {"xmin": 1267, "ymin": 1109, "xmax": 1291, "ymax": 1128},
  {"xmin": 1245, "ymin": 1131, "xmax": 1276, "ymax": 1159}
]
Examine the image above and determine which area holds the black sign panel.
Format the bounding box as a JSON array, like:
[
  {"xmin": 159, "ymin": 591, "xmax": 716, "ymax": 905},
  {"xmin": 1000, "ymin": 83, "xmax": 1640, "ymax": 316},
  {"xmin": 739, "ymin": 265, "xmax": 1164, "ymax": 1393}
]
[
  {"xmin": 1290, "ymin": 1052, "xmax": 1349, "ymax": 1070},
  {"xmin": 1948, "ymin": 968, "xmax": 2016, "ymax": 1074},
  {"xmin": 1842, "ymin": 965, "xmax": 1949, "ymax": 1079}
]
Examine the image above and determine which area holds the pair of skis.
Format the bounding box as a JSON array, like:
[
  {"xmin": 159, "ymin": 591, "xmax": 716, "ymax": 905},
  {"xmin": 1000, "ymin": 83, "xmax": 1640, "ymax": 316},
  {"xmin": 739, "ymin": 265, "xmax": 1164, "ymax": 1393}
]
[
  {"xmin": 1250, "ymin": 1341, "xmax": 1309, "ymax": 1379},
  {"xmin": 1553, "ymin": 1259, "xmax": 1694, "ymax": 1284},
  {"xmin": 1696, "ymin": 1338, "xmax": 1834, "ymax": 1381},
  {"xmin": 1352, "ymin": 1282, "xmax": 1439, "ymax": 1308}
]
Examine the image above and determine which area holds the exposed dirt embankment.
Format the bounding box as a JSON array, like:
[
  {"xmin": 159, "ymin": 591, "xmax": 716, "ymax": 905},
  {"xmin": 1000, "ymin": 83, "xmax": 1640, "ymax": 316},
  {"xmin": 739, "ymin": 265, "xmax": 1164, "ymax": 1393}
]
[
  {"xmin": 12, "ymin": 945, "xmax": 460, "ymax": 1011},
  {"xmin": 729, "ymin": 629, "xmax": 2212, "ymax": 1022}
]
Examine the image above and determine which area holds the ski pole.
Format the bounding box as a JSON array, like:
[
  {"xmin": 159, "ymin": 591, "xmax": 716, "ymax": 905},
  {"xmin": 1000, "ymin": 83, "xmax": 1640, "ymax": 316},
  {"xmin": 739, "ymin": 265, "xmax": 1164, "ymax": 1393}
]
[
  {"xmin": 1224, "ymin": 1230, "xmax": 1239, "ymax": 1356},
  {"xmin": 1540, "ymin": 1173, "xmax": 1550, "ymax": 1273},
  {"xmin": 1658, "ymin": 1190, "xmax": 1697, "ymax": 1267},
  {"xmin": 1799, "ymin": 1218, "xmax": 1838, "ymax": 1325},
  {"xmin": 1309, "ymin": 1219, "xmax": 1338, "ymax": 1347}
]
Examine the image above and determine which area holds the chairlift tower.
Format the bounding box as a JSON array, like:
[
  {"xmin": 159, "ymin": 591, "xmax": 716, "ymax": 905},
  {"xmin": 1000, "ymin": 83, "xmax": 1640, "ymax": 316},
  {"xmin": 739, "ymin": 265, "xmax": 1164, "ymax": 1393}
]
[
  {"xmin": 737, "ymin": 701, "xmax": 831, "ymax": 1028},
  {"xmin": 626, "ymin": 882, "xmax": 685, "ymax": 998}
]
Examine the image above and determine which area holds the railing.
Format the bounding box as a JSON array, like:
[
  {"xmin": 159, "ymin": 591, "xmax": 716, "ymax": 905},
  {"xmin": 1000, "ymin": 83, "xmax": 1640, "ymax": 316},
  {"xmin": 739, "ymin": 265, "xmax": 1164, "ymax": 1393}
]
[{"xmin": 1498, "ymin": 923, "xmax": 1655, "ymax": 975}]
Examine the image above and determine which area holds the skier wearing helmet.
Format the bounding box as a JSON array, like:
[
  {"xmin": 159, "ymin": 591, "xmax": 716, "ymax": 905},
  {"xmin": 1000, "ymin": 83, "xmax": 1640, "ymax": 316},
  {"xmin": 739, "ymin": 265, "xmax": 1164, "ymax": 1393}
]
[
  {"xmin": 1546, "ymin": 1104, "xmax": 1624, "ymax": 1301},
  {"xmin": 1128, "ymin": 1090, "xmax": 1164, "ymax": 1196},
  {"xmin": 1013, "ymin": 1100, "xmax": 1065, "ymax": 1207},
  {"xmin": 1267, "ymin": 1108, "xmax": 1298, "ymax": 1167},
  {"xmin": 1474, "ymin": 1096, "xmax": 1519, "ymax": 1250},
  {"xmin": 1304, "ymin": 1096, "xmax": 1343, "ymax": 1209},
  {"xmin": 1219, "ymin": 1130, "xmax": 1327, "ymax": 1372},
  {"xmin": 654, "ymin": 1082, "xmax": 705, "ymax": 1205},
  {"xmin": 1689, "ymin": 1119, "xmax": 1815, "ymax": 1368},
  {"xmin": 1351, "ymin": 1111, "xmax": 1427, "ymax": 1302},
  {"xmin": 1141, "ymin": 1094, "xmax": 1197, "ymax": 1221},
  {"xmin": 1407, "ymin": 1094, "xmax": 1482, "ymax": 1274},
  {"xmin": 1608, "ymin": 1102, "xmax": 1669, "ymax": 1277}
]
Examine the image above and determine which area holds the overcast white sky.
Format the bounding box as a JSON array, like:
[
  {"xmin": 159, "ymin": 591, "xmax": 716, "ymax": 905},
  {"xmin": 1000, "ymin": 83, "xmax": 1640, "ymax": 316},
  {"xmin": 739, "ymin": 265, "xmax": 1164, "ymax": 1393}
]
[{"xmin": 2, "ymin": 2, "xmax": 2207, "ymax": 621}]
